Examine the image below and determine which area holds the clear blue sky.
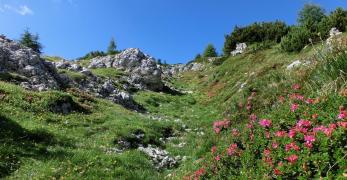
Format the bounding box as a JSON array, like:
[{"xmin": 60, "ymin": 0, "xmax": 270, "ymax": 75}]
[{"xmin": 0, "ymin": 0, "xmax": 346, "ymax": 63}]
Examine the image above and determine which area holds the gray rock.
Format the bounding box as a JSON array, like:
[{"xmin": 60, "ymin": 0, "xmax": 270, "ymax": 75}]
[
  {"xmin": 88, "ymin": 48, "xmax": 163, "ymax": 91},
  {"xmin": 231, "ymin": 43, "xmax": 247, "ymax": 56},
  {"xmin": 138, "ymin": 145, "xmax": 179, "ymax": 169},
  {"xmin": 0, "ymin": 36, "xmax": 61, "ymax": 91}
]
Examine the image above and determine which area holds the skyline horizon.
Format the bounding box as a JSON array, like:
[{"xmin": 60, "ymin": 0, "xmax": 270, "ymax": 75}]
[{"xmin": 1, "ymin": 0, "xmax": 346, "ymax": 63}]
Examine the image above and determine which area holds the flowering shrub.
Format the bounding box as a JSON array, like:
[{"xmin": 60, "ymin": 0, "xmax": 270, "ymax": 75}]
[{"xmin": 185, "ymin": 84, "xmax": 347, "ymax": 179}]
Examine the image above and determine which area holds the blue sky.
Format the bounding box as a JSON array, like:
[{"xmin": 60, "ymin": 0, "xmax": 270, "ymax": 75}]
[{"xmin": 0, "ymin": 0, "xmax": 346, "ymax": 63}]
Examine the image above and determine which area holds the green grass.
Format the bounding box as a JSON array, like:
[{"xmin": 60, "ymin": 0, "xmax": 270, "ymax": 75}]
[
  {"xmin": 0, "ymin": 81, "xmax": 181, "ymax": 179},
  {"xmin": 2, "ymin": 35, "xmax": 347, "ymax": 179},
  {"xmin": 90, "ymin": 68, "xmax": 126, "ymax": 79}
]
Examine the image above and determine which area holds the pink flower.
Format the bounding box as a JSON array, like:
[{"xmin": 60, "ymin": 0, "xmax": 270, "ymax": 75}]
[
  {"xmin": 286, "ymin": 154, "xmax": 299, "ymax": 164},
  {"xmin": 274, "ymin": 168, "xmax": 282, "ymax": 175},
  {"xmin": 264, "ymin": 149, "xmax": 271, "ymax": 157},
  {"xmin": 304, "ymin": 141, "xmax": 313, "ymax": 149},
  {"xmin": 265, "ymin": 131, "xmax": 271, "ymax": 139},
  {"xmin": 249, "ymin": 114, "xmax": 257, "ymax": 122},
  {"xmin": 213, "ymin": 119, "xmax": 231, "ymax": 134},
  {"xmin": 291, "ymin": 103, "xmax": 299, "ymax": 112},
  {"xmin": 297, "ymin": 119, "xmax": 311, "ymax": 128},
  {"xmin": 278, "ymin": 96, "xmax": 285, "ymax": 103},
  {"xmin": 275, "ymin": 131, "xmax": 287, "ymax": 137},
  {"xmin": 288, "ymin": 129, "xmax": 296, "ymax": 138},
  {"xmin": 259, "ymin": 119, "xmax": 272, "ymax": 128},
  {"xmin": 338, "ymin": 111, "xmax": 346, "ymax": 119},
  {"xmin": 290, "ymin": 94, "xmax": 304, "ymax": 101},
  {"xmin": 272, "ymin": 142, "xmax": 279, "ymax": 149},
  {"xmin": 211, "ymin": 146, "xmax": 217, "ymax": 154},
  {"xmin": 304, "ymin": 135, "xmax": 316, "ymax": 143},
  {"xmin": 194, "ymin": 168, "xmax": 206, "ymax": 179},
  {"xmin": 337, "ymin": 121, "xmax": 347, "ymax": 128},
  {"xmin": 232, "ymin": 128, "xmax": 240, "ymax": 136},
  {"xmin": 285, "ymin": 142, "xmax": 300, "ymax": 152},
  {"xmin": 215, "ymin": 155, "xmax": 220, "ymax": 161},
  {"xmin": 305, "ymin": 98, "xmax": 315, "ymax": 104},
  {"xmin": 227, "ymin": 143, "xmax": 238, "ymax": 156},
  {"xmin": 214, "ymin": 127, "xmax": 221, "ymax": 134},
  {"xmin": 292, "ymin": 84, "xmax": 301, "ymax": 90},
  {"xmin": 247, "ymin": 123, "xmax": 254, "ymax": 129}
]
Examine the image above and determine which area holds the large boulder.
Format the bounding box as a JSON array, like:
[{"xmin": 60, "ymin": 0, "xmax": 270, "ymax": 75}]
[
  {"xmin": 0, "ymin": 35, "xmax": 61, "ymax": 91},
  {"xmin": 89, "ymin": 48, "xmax": 163, "ymax": 91}
]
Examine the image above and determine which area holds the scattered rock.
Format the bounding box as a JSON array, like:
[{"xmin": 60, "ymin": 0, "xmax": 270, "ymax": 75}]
[
  {"xmin": 138, "ymin": 145, "xmax": 179, "ymax": 169},
  {"xmin": 287, "ymin": 60, "xmax": 302, "ymax": 70},
  {"xmin": 231, "ymin": 43, "xmax": 247, "ymax": 56}
]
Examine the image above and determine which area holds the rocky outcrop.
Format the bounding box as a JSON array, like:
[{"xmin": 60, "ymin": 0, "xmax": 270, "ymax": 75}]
[
  {"xmin": 138, "ymin": 145, "xmax": 179, "ymax": 169},
  {"xmin": 231, "ymin": 43, "xmax": 247, "ymax": 56},
  {"xmin": 53, "ymin": 60, "xmax": 144, "ymax": 111},
  {"xmin": 89, "ymin": 48, "xmax": 163, "ymax": 91},
  {"xmin": 161, "ymin": 62, "xmax": 205, "ymax": 77},
  {"xmin": 327, "ymin": 28, "xmax": 343, "ymax": 50},
  {"xmin": 0, "ymin": 35, "xmax": 62, "ymax": 91}
]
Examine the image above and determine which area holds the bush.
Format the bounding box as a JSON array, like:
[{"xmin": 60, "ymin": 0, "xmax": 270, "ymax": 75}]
[
  {"xmin": 203, "ymin": 44, "xmax": 218, "ymax": 57},
  {"xmin": 19, "ymin": 29, "xmax": 42, "ymax": 54},
  {"xmin": 298, "ymin": 4, "xmax": 326, "ymax": 33},
  {"xmin": 223, "ymin": 21, "xmax": 289, "ymax": 55},
  {"xmin": 280, "ymin": 27, "xmax": 313, "ymax": 52},
  {"xmin": 329, "ymin": 7, "xmax": 347, "ymax": 32}
]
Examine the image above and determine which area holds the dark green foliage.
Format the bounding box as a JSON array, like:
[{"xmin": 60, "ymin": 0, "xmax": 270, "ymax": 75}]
[
  {"xmin": 298, "ymin": 4, "xmax": 326, "ymax": 33},
  {"xmin": 195, "ymin": 54, "xmax": 202, "ymax": 60},
  {"xmin": 317, "ymin": 17, "xmax": 333, "ymax": 39},
  {"xmin": 19, "ymin": 29, "xmax": 42, "ymax": 54},
  {"xmin": 223, "ymin": 35, "xmax": 236, "ymax": 56},
  {"xmin": 329, "ymin": 7, "xmax": 347, "ymax": 32},
  {"xmin": 280, "ymin": 26, "xmax": 313, "ymax": 52},
  {"xmin": 107, "ymin": 37, "xmax": 118, "ymax": 55},
  {"xmin": 78, "ymin": 51, "xmax": 106, "ymax": 60},
  {"xmin": 223, "ymin": 21, "xmax": 289, "ymax": 56},
  {"xmin": 203, "ymin": 44, "xmax": 218, "ymax": 57}
]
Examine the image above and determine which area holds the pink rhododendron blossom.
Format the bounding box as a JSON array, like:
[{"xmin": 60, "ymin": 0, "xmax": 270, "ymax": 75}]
[
  {"xmin": 215, "ymin": 155, "xmax": 220, "ymax": 161},
  {"xmin": 274, "ymin": 168, "xmax": 282, "ymax": 175},
  {"xmin": 250, "ymin": 133, "xmax": 254, "ymax": 141},
  {"xmin": 272, "ymin": 142, "xmax": 279, "ymax": 149},
  {"xmin": 337, "ymin": 121, "xmax": 347, "ymax": 128},
  {"xmin": 297, "ymin": 119, "xmax": 311, "ymax": 128},
  {"xmin": 304, "ymin": 135, "xmax": 316, "ymax": 143},
  {"xmin": 249, "ymin": 114, "xmax": 257, "ymax": 122},
  {"xmin": 211, "ymin": 146, "xmax": 217, "ymax": 154},
  {"xmin": 290, "ymin": 94, "xmax": 304, "ymax": 101},
  {"xmin": 232, "ymin": 128, "xmax": 240, "ymax": 136},
  {"xmin": 304, "ymin": 141, "xmax": 313, "ymax": 149},
  {"xmin": 286, "ymin": 154, "xmax": 299, "ymax": 164},
  {"xmin": 291, "ymin": 103, "xmax": 299, "ymax": 112},
  {"xmin": 247, "ymin": 123, "xmax": 254, "ymax": 129},
  {"xmin": 278, "ymin": 96, "xmax": 285, "ymax": 103},
  {"xmin": 275, "ymin": 131, "xmax": 287, "ymax": 137},
  {"xmin": 305, "ymin": 98, "xmax": 315, "ymax": 104},
  {"xmin": 227, "ymin": 144, "xmax": 238, "ymax": 156},
  {"xmin": 213, "ymin": 119, "xmax": 231, "ymax": 134},
  {"xmin": 288, "ymin": 129, "xmax": 296, "ymax": 138},
  {"xmin": 194, "ymin": 168, "xmax": 206, "ymax": 179},
  {"xmin": 264, "ymin": 149, "xmax": 271, "ymax": 157},
  {"xmin": 265, "ymin": 131, "xmax": 271, "ymax": 139},
  {"xmin": 292, "ymin": 84, "xmax": 301, "ymax": 90},
  {"xmin": 259, "ymin": 119, "xmax": 272, "ymax": 128},
  {"xmin": 338, "ymin": 111, "xmax": 346, "ymax": 119},
  {"xmin": 285, "ymin": 142, "xmax": 300, "ymax": 152}
]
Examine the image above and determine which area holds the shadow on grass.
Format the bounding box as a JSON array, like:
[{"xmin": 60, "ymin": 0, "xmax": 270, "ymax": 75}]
[
  {"xmin": 0, "ymin": 115, "xmax": 73, "ymax": 178},
  {"xmin": 162, "ymin": 85, "xmax": 184, "ymax": 96}
]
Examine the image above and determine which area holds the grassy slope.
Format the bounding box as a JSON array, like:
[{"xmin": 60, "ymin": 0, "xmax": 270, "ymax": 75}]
[{"xmin": 1, "ymin": 36, "xmax": 347, "ymax": 179}]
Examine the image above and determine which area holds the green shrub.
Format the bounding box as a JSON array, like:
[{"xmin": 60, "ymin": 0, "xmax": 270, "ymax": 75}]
[{"xmin": 280, "ymin": 27, "xmax": 313, "ymax": 52}]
